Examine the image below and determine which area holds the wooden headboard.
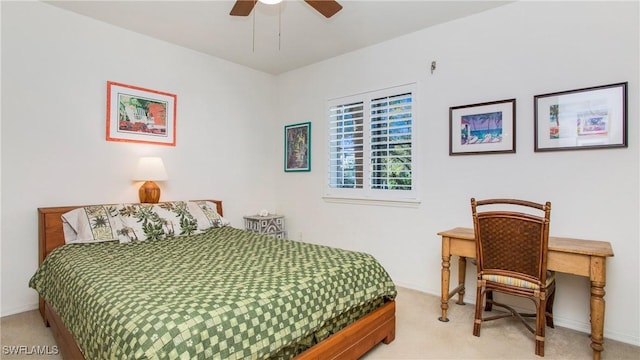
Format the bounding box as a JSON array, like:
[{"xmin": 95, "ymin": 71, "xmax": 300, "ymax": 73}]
[{"xmin": 37, "ymin": 199, "xmax": 224, "ymax": 265}]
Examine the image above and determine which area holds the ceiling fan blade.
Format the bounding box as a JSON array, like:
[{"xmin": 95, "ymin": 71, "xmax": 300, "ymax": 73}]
[
  {"xmin": 304, "ymin": 0, "xmax": 343, "ymax": 18},
  {"xmin": 230, "ymin": 0, "xmax": 257, "ymax": 16}
]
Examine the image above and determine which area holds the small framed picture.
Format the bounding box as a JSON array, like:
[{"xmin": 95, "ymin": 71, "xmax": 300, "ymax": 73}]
[
  {"xmin": 534, "ymin": 82, "xmax": 627, "ymax": 152},
  {"xmin": 449, "ymin": 99, "xmax": 516, "ymax": 155},
  {"xmin": 106, "ymin": 81, "xmax": 177, "ymax": 146},
  {"xmin": 284, "ymin": 122, "xmax": 311, "ymax": 172}
]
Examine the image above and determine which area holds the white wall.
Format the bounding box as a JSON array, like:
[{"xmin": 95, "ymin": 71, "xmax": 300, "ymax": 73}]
[
  {"xmin": 2, "ymin": 0, "xmax": 639, "ymax": 350},
  {"xmin": 276, "ymin": 1, "xmax": 640, "ymax": 346},
  {"xmin": 1, "ymin": 2, "xmax": 280, "ymax": 316}
]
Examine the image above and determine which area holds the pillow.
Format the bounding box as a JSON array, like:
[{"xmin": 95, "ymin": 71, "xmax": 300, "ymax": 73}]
[
  {"xmin": 116, "ymin": 201, "xmax": 202, "ymax": 243},
  {"xmin": 61, "ymin": 205, "xmax": 122, "ymax": 244},
  {"xmin": 188, "ymin": 200, "xmax": 230, "ymax": 230}
]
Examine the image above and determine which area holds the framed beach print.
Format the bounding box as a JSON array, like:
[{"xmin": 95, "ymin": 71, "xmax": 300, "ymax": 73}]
[
  {"xmin": 449, "ymin": 99, "xmax": 516, "ymax": 155},
  {"xmin": 534, "ymin": 82, "xmax": 627, "ymax": 152},
  {"xmin": 284, "ymin": 122, "xmax": 311, "ymax": 172},
  {"xmin": 106, "ymin": 81, "xmax": 177, "ymax": 146}
]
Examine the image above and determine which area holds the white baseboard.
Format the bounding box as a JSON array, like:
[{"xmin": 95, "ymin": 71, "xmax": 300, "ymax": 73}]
[{"xmin": 1, "ymin": 302, "xmax": 39, "ymax": 318}]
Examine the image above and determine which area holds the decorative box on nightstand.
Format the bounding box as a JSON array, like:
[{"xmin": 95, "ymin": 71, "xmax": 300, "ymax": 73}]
[{"xmin": 243, "ymin": 214, "xmax": 286, "ymax": 239}]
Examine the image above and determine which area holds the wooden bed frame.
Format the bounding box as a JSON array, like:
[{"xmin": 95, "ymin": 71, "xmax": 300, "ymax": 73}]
[{"xmin": 37, "ymin": 200, "xmax": 396, "ymax": 360}]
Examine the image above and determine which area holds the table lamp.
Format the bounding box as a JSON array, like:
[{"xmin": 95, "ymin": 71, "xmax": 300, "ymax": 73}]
[{"xmin": 133, "ymin": 157, "xmax": 168, "ymax": 203}]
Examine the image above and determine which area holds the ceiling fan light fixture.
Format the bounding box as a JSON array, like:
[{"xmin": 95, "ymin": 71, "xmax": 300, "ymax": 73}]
[{"xmin": 230, "ymin": 0, "xmax": 341, "ymax": 18}]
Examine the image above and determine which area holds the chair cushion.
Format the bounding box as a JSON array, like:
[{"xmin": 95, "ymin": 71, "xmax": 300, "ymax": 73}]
[{"xmin": 482, "ymin": 271, "xmax": 555, "ymax": 290}]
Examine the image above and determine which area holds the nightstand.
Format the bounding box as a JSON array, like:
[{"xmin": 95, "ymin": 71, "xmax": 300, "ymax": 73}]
[{"xmin": 243, "ymin": 214, "xmax": 286, "ymax": 239}]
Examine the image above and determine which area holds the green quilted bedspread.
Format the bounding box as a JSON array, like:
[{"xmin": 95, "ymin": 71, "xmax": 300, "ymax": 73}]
[{"xmin": 29, "ymin": 226, "xmax": 396, "ymax": 359}]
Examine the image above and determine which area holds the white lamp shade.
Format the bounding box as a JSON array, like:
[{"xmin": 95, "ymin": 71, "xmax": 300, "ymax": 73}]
[
  {"xmin": 259, "ymin": 0, "xmax": 282, "ymax": 4},
  {"xmin": 133, "ymin": 157, "xmax": 168, "ymax": 181}
]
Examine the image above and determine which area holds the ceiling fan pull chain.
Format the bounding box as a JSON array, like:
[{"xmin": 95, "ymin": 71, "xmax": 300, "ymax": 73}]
[
  {"xmin": 278, "ymin": 2, "xmax": 282, "ymax": 51},
  {"xmin": 252, "ymin": 6, "xmax": 256, "ymax": 53}
]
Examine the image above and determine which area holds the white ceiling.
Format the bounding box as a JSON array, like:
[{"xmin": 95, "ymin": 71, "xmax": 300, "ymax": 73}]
[{"xmin": 44, "ymin": 0, "xmax": 511, "ymax": 75}]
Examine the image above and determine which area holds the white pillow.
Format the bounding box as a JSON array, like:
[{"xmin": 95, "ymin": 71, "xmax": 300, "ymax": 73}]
[
  {"xmin": 116, "ymin": 201, "xmax": 203, "ymax": 243},
  {"xmin": 188, "ymin": 201, "xmax": 230, "ymax": 230},
  {"xmin": 61, "ymin": 205, "xmax": 122, "ymax": 244}
]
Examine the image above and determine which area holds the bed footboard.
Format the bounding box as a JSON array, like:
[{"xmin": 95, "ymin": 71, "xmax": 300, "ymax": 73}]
[{"xmin": 294, "ymin": 300, "xmax": 396, "ymax": 360}]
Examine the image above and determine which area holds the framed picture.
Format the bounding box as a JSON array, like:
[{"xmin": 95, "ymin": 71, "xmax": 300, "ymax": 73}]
[
  {"xmin": 106, "ymin": 81, "xmax": 177, "ymax": 146},
  {"xmin": 534, "ymin": 82, "xmax": 627, "ymax": 152},
  {"xmin": 284, "ymin": 122, "xmax": 311, "ymax": 172},
  {"xmin": 449, "ymin": 99, "xmax": 516, "ymax": 155}
]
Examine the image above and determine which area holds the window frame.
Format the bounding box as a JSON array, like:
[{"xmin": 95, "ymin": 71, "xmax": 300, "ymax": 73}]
[{"xmin": 324, "ymin": 83, "xmax": 419, "ymax": 206}]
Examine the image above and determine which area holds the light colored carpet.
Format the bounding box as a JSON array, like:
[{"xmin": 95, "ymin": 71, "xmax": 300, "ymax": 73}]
[
  {"xmin": 1, "ymin": 287, "xmax": 638, "ymax": 359},
  {"xmin": 364, "ymin": 287, "xmax": 639, "ymax": 359}
]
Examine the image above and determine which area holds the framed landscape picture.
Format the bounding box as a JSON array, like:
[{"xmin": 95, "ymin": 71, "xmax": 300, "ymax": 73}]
[
  {"xmin": 106, "ymin": 81, "xmax": 177, "ymax": 146},
  {"xmin": 284, "ymin": 122, "xmax": 311, "ymax": 172},
  {"xmin": 534, "ymin": 82, "xmax": 627, "ymax": 151},
  {"xmin": 449, "ymin": 99, "xmax": 516, "ymax": 155}
]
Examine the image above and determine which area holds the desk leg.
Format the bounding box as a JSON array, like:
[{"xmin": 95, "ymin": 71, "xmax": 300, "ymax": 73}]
[
  {"xmin": 589, "ymin": 256, "xmax": 607, "ymax": 360},
  {"xmin": 456, "ymin": 256, "xmax": 467, "ymax": 305},
  {"xmin": 439, "ymin": 237, "xmax": 451, "ymax": 322}
]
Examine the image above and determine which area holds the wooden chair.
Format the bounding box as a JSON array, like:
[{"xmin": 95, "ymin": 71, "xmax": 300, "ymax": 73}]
[{"xmin": 470, "ymin": 198, "xmax": 555, "ymax": 357}]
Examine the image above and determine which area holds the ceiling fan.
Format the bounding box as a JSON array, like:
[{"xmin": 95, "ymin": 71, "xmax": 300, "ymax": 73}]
[{"xmin": 230, "ymin": 0, "xmax": 343, "ymax": 19}]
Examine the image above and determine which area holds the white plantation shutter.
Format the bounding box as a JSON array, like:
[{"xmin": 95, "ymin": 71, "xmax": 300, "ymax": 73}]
[
  {"xmin": 327, "ymin": 84, "xmax": 416, "ymax": 201},
  {"xmin": 328, "ymin": 100, "xmax": 364, "ymax": 189},
  {"xmin": 370, "ymin": 92, "xmax": 413, "ymax": 190}
]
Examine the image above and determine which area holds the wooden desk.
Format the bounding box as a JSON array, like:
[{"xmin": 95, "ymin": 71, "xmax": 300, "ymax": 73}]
[{"xmin": 438, "ymin": 227, "xmax": 614, "ymax": 360}]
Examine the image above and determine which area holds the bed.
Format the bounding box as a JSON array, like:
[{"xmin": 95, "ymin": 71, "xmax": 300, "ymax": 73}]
[{"xmin": 30, "ymin": 200, "xmax": 397, "ymax": 359}]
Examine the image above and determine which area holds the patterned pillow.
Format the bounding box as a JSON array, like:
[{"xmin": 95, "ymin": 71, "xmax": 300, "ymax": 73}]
[
  {"xmin": 61, "ymin": 205, "xmax": 122, "ymax": 244},
  {"xmin": 117, "ymin": 201, "xmax": 202, "ymax": 243},
  {"xmin": 188, "ymin": 200, "xmax": 230, "ymax": 230}
]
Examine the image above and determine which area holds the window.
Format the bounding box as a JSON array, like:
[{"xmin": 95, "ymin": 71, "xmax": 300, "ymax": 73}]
[{"xmin": 326, "ymin": 84, "xmax": 417, "ymax": 204}]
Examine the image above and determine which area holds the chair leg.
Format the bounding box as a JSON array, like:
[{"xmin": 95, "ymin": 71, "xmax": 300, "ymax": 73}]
[
  {"xmin": 473, "ymin": 285, "xmax": 484, "ymax": 337},
  {"xmin": 484, "ymin": 290, "xmax": 493, "ymax": 311},
  {"xmin": 545, "ymin": 289, "xmax": 555, "ymax": 328},
  {"xmin": 535, "ymin": 298, "xmax": 546, "ymax": 357}
]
